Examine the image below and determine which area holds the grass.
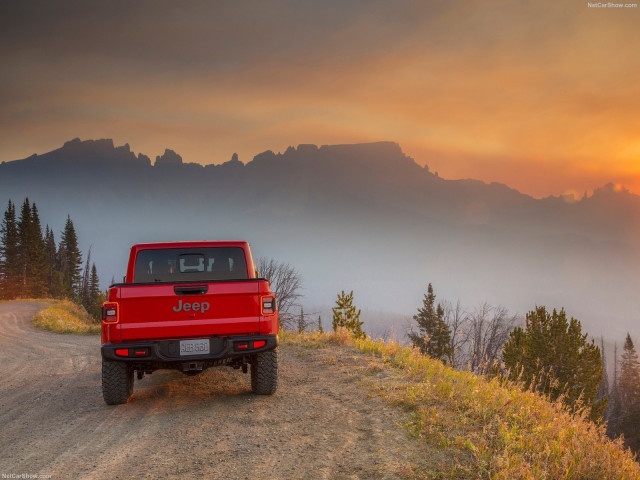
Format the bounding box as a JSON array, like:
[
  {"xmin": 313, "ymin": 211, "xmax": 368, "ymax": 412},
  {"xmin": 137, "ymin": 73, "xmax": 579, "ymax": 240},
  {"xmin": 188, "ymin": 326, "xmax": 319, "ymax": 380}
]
[
  {"xmin": 32, "ymin": 299, "xmax": 101, "ymax": 335},
  {"xmin": 281, "ymin": 329, "xmax": 640, "ymax": 480}
]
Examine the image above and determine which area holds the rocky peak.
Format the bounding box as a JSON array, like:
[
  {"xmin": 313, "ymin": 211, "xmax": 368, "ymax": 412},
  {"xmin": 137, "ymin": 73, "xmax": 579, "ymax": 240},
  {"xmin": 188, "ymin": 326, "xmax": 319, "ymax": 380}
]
[{"xmin": 155, "ymin": 149, "xmax": 183, "ymax": 167}]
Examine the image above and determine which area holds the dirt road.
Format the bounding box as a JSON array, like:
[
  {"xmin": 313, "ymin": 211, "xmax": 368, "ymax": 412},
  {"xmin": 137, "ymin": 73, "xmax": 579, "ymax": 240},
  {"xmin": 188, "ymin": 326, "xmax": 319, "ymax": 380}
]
[{"xmin": 0, "ymin": 302, "xmax": 440, "ymax": 479}]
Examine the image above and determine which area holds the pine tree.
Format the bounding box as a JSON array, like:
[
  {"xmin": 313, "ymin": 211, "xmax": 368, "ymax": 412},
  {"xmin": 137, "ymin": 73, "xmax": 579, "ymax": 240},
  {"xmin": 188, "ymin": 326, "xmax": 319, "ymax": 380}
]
[
  {"xmin": 81, "ymin": 247, "xmax": 92, "ymax": 308},
  {"xmin": 0, "ymin": 200, "xmax": 20, "ymax": 299},
  {"xmin": 607, "ymin": 342, "xmax": 623, "ymax": 438},
  {"xmin": 332, "ymin": 290, "xmax": 365, "ymax": 339},
  {"xmin": 88, "ymin": 263, "xmax": 101, "ymax": 319},
  {"xmin": 58, "ymin": 215, "xmax": 83, "ymax": 300},
  {"xmin": 502, "ymin": 306, "xmax": 605, "ymax": 421},
  {"xmin": 26, "ymin": 203, "xmax": 47, "ymax": 297},
  {"xmin": 597, "ymin": 336, "xmax": 610, "ymax": 405},
  {"xmin": 618, "ymin": 333, "xmax": 640, "ymax": 452},
  {"xmin": 408, "ymin": 283, "xmax": 452, "ymax": 363},
  {"xmin": 13, "ymin": 198, "xmax": 47, "ymax": 297},
  {"xmin": 44, "ymin": 226, "xmax": 62, "ymax": 297},
  {"xmin": 16, "ymin": 198, "xmax": 32, "ymax": 291},
  {"xmin": 317, "ymin": 316, "xmax": 323, "ymax": 334}
]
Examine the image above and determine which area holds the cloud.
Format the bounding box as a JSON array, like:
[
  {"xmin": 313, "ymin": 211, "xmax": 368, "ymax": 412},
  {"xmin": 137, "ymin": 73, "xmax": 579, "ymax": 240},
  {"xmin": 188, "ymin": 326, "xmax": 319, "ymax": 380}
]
[{"xmin": 1, "ymin": 0, "xmax": 639, "ymax": 197}]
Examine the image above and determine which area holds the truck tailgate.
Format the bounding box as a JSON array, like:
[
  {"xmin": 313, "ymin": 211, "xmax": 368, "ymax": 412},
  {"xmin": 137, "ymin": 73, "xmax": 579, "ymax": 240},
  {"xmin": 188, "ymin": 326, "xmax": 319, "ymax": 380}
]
[{"xmin": 117, "ymin": 281, "xmax": 262, "ymax": 341}]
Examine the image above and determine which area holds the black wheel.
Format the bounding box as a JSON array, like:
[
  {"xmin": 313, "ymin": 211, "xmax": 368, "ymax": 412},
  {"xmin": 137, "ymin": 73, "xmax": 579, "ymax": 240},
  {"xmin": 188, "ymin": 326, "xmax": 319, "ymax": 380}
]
[
  {"xmin": 102, "ymin": 360, "xmax": 134, "ymax": 405},
  {"xmin": 251, "ymin": 348, "xmax": 278, "ymax": 395}
]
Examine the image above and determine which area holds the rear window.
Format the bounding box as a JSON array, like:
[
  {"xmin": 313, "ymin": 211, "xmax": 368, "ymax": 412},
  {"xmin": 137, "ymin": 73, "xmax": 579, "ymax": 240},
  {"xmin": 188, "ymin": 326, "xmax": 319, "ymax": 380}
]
[{"xmin": 134, "ymin": 247, "xmax": 249, "ymax": 283}]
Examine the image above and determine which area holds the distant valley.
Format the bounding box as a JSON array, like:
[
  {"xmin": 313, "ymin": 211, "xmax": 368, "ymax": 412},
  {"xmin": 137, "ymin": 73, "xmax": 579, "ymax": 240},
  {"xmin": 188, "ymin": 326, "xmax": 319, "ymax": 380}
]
[{"xmin": 1, "ymin": 138, "xmax": 639, "ymax": 341}]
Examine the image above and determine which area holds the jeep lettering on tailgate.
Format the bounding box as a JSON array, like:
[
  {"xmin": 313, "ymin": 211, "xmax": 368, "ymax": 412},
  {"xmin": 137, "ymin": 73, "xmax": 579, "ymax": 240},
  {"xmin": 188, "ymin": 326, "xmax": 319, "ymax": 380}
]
[
  {"xmin": 100, "ymin": 241, "xmax": 279, "ymax": 406},
  {"xmin": 172, "ymin": 300, "xmax": 210, "ymax": 313}
]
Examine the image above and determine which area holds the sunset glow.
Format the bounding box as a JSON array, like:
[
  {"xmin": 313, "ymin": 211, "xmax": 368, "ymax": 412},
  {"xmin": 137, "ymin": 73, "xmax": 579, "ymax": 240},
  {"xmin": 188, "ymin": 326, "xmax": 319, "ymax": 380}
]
[{"xmin": 1, "ymin": 1, "xmax": 639, "ymax": 198}]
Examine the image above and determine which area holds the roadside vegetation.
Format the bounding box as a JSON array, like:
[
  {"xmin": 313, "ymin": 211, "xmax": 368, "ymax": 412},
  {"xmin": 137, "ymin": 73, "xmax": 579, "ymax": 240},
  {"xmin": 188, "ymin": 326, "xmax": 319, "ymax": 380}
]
[
  {"xmin": 281, "ymin": 329, "xmax": 640, "ymax": 479},
  {"xmin": 0, "ymin": 197, "xmax": 105, "ymax": 318},
  {"xmin": 404, "ymin": 283, "xmax": 640, "ymax": 456},
  {"xmin": 32, "ymin": 299, "xmax": 100, "ymax": 335}
]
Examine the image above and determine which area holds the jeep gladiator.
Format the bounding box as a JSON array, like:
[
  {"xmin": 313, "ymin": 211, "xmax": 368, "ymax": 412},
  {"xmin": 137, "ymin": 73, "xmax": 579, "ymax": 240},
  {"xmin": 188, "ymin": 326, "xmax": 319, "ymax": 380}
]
[{"xmin": 101, "ymin": 241, "xmax": 278, "ymax": 405}]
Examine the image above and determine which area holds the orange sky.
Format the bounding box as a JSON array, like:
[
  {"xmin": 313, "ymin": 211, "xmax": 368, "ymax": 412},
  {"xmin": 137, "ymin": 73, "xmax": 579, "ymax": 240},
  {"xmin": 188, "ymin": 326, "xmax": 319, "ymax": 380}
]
[{"xmin": 1, "ymin": 1, "xmax": 639, "ymax": 198}]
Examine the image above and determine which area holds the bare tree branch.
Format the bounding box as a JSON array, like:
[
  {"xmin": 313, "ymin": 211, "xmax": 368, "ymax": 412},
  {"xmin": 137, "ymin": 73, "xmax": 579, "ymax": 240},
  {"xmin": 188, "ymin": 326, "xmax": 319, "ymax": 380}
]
[
  {"xmin": 442, "ymin": 299, "xmax": 469, "ymax": 369},
  {"xmin": 256, "ymin": 257, "xmax": 303, "ymax": 331},
  {"xmin": 464, "ymin": 303, "xmax": 517, "ymax": 374}
]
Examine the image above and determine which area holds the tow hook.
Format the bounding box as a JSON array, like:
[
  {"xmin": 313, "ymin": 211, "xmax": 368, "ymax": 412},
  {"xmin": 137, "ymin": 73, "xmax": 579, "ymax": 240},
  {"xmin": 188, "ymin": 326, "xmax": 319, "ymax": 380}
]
[
  {"xmin": 231, "ymin": 357, "xmax": 249, "ymax": 373},
  {"xmin": 182, "ymin": 361, "xmax": 204, "ymax": 372}
]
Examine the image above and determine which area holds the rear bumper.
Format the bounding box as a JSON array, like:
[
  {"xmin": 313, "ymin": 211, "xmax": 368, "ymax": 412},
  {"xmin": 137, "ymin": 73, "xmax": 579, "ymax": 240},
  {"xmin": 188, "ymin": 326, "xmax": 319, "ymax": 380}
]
[{"xmin": 101, "ymin": 334, "xmax": 278, "ymax": 364}]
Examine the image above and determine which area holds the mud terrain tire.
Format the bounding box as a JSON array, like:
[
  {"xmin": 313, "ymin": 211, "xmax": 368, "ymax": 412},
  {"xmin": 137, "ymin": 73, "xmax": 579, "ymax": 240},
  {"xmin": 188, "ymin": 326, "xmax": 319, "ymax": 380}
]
[
  {"xmin": 102, "ymin": 360, "xmax": 134, "ymax": 405},
  {"xmin": 251, "ymin": 348, "xmax": 278, "ymax": 395}
]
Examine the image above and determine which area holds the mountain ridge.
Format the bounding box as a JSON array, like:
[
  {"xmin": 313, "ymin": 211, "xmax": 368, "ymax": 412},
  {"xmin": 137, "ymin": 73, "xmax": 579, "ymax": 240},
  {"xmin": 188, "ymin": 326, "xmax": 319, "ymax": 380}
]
[
  {"xmin": 4, "ymin": 137, "xmax": 636, "ymax": 204},
  {"xmin": 1, "ymin": 138, "xmax": 639, "ymax": 340},
  {"xmin": 5, "ymin": 138, "xmax": 636, "ymax": 212}
]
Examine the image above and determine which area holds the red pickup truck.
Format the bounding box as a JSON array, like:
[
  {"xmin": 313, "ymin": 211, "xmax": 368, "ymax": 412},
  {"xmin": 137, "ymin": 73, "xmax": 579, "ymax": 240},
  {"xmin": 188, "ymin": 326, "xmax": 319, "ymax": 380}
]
[{"xmin": 101, "ymin": 241, "xmax": 278, "ymax": 405}]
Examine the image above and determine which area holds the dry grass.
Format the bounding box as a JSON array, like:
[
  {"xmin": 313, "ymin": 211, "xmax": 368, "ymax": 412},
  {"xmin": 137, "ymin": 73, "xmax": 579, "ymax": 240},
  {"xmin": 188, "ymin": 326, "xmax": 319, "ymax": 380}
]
[
  {"xmin": 32, "ymin": 299, "xmax": 100, "ymax": 335},
  {"xmin": 279, "ymin": 328, "xmax": 352, "ymax": 348},
  {"xmin": 1, "ymin": 297, "xmax": 50, "ymax": 303},
  {"xmin": 282, "ymin": 330, "xmax": 640, "ymax": 479}
]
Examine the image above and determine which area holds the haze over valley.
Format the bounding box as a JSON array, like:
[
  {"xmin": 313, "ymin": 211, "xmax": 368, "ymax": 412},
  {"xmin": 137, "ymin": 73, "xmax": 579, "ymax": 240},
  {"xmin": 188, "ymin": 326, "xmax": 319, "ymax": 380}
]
[{"xmin": 2, "ymin": 138, "xmax": 638, "ymax": 341}]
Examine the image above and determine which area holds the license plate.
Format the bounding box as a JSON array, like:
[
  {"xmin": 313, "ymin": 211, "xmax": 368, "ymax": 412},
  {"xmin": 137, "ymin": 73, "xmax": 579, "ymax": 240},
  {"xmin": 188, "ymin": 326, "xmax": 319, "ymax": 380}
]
[{"xmin": 179, "ymin": 339, "xmax": 210, "ymax": 356}]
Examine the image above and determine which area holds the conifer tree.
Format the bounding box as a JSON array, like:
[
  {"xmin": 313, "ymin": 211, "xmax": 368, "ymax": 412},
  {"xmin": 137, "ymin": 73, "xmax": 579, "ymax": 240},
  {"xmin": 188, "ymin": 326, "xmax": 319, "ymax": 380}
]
[
  {"xmin": 16, "ymin": 198, "xmax": 32, "ymax": 290},
  {"xmin": 14, "ymin": 198, "xmax": 47, "ymax": 297},
  {"xmin": 44, "ymin": 226, "xmax": 62, "ymax": 297},
  {"xmin": 2, "ymin": 202, "xmax": 90, "ymax": 301},
  {"xmin": 332, "ymin": 290, "xmax": 365, "ymax": 339},
  {"xmin": 607, "ymin": 342, "xmax": 623, "ymax": 438},
  {"xmin": 26, "ymin": 203, "xmax": 47, "ymax": 297},
  {"xmin": 88, "ymin": 263, "xmax": 101, "ymax": 319},
  {"xmin": 298, "ymin": 306, "xmax": 305, "ymax": 334},
  {"xmin": 317, "ymin": 316, "xmax": 323, "ymax": 334},
  {"xmin": 408, "ymin": 283, "xmax": 452, "ymax": 363},
  {"xmin": 0, "ymin": 200, "xmax": 20, "ymax": 299},
  {"xmin": 502, "ymin": 306, "xmax": 605, "ymax": 421},
  {"xmin": 597, "ymin": 336, "xmax": 610, "ymax": 405},
  {"xmin": 58, "ymin": 215, "xmax": 83, "ymax": 300},
  {"xmin": 618, "ymin": 333, "xmax": 640, "ymax": 452},
  {"xmin": 81, "ymin": 247, "xmax": 92, "ymax": 308}
]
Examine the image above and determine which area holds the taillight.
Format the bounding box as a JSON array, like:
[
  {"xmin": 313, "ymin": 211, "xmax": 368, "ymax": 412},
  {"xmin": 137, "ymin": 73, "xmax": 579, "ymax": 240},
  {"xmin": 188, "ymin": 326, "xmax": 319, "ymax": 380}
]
[
  {"xmin": 102, "ymin": 302, "xmax": 119, "ymax": 324},
  {"xmin": 261, "ymin": 295, "xmax": 276, "ymax": 315}
]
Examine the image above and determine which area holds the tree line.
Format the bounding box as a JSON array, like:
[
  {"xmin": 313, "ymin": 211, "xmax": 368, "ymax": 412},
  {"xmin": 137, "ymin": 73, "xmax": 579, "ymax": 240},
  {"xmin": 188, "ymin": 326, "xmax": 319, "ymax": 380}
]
[
  {"xmin": 0, "ymin": 198, "xmax": 103, "ymax": 318},
  {"xmin": 407, "ymin": 282, "xmax": 640, "ymax": 454}
]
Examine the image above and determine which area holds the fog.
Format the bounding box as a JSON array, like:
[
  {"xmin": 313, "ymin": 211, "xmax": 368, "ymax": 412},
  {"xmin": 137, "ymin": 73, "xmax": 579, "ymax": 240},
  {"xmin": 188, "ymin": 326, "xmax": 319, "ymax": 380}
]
[{"xmin": 2, "ymin": 139, "xmax": 639, "ymax": 343}]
